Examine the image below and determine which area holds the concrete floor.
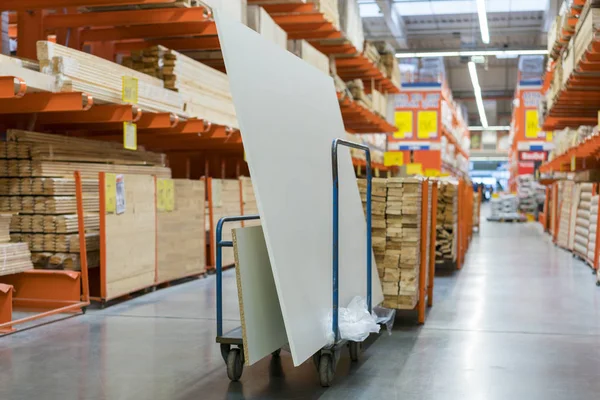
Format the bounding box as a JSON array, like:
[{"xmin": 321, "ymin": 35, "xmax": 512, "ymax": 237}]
[{"xmin": 3, "ymin": 217, "xmax": 600, "ymax": 399}]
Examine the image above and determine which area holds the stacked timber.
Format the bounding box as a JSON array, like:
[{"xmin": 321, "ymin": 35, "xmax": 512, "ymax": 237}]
[
  {"xmin": 0, "ymin": 130, "xmax": 169, "ymax": 271},
  {"xmin": 240, "ymin": 177, "xmax": 260, "ymax": 228},
  {"xmin": 382, "ymin": 178, "xmax": 422, "ymax": 310},
  {"xmin": 435, "ymin": 181, "xmax": 457, "ymax": 267},
  {"xmin": 573, "ymin": 183, "xmax": 593, "ymax": 259},
  {"xmin": 588, "ymin": 195, "xmax": 599, "ymax": 263},
  {"xmin": 36, "ymin": 41, "xmax": 185, "ymax": 116},
  {"xmin": 0, "ymin": 211, "xmax": 33, "ymax": 276},
  {"xmin": 347, "ymin": 79, "xmax": 373, "ymax": 110},
  {"xmin": 557, "ymin": 181, "xmax": 574, "ymax": 249},
  {"xmin": 357, "ymin": 178, "xmax": 387, "ymax": 273},
  {"xmin": 207, "ymin": 179, "xmax": 242, "ymax": 267},
  {"xmin": 122, "ymin": 45, "xmax": 237, "ymax": 128}
]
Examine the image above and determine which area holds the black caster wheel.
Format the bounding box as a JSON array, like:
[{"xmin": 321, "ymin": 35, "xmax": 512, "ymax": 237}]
[
  {"xmin": 226, "ymin": 347, "xmax": 244, "ymax": 382},
  {"xmin": 596, "ymin": 281, "xmax": 600, "ymax": 287},
  {"xmin": 271, "ymin": 348, "xmax": 281, "ymax": 357},
  {"xmin": 348, "ymin": 341, "xmax": 360, "ymax": 362},
  {"xmin": 318, "ymin": 353, "xmax": 335, "ymax": 387},
  {"xmin": 220, "ymin": 343, "xmax": 231, "ymax": 363}
]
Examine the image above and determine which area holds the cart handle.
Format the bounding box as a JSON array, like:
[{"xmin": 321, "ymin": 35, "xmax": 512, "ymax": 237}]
[
  {"xmin": 216, "ymin": 214, "xmax": 260, "ymax": 337},
  {"xmin": 331, "ymin": 138, "xmax": 372, "ymax": 342}
]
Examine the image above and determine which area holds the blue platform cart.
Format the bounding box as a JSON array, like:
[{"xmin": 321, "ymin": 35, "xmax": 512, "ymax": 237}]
[{"xmin": 215, "ymin": 138, "xmax": 375, "ymax": 387}]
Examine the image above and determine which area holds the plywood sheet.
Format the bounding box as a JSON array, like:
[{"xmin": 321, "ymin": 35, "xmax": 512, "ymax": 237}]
[
  {"xmin": 216, "ymin": 13, "xmax": 383, "ymax": 366},
  {"xmin": 157, "ymin": 179, "xmax": 206, "ymax": 283},
  {"xmin": 105, "ymin": 174, "xmax": 156, "ymax": 300},
  {"xmin": 233, "ymin": 225, "xmax": 287, "ymax": 366}
]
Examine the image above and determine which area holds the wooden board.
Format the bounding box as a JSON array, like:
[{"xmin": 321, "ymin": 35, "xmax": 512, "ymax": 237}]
[
  {"xmin": 104, "ymin": 174, "xmax": 156, "ymax": 300},
  {"xmin": 233, "ymin": 225, "xmax": 287, "ymax": 366},
  {"xmin": 217, "ymin": 13, "xmax": 383, "ymax": 366},
  {"xmin": 157, "ymin": 179, "xmax": 205, "ymax": 282},
  {"xmin": 208, "ymin": 178, "xmax": 241, "ymax": 267}
]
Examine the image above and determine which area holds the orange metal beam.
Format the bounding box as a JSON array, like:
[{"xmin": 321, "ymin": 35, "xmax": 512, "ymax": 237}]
[
  {"xmin": 36, "ymin": 104, "xmax": 137, "ymax": 124},
  {"xmin": 80, "ymin": 21, "xmax": 216, "ymax": 42},
  {"xmin": 44, "ymin": 7, "xmax": 210, "ymax": 29},
  {"xmin": 0, "ymin": 284, "xmax": 14, "ymax": 333},
  {"xmin": 17, "ymin": 10, "xmax": 44, "ymax": 59},
  {"xmin": 0, "ymin": 92, "xmax": 93, "ymax": 114},
  {"xmin": 114, "ymin": 36, "xmax": 221, "ymax": 53},
  {"xmin": 3, "ymin": 0, "xmax": 175, "ymax": 10}
]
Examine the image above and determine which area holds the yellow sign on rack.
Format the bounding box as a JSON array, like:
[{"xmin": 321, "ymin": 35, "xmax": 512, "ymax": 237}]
[
  {"xmin": 418, "ymin": 111, "xmax": 437, "ymax": 139},
  {"xmin": 394, "ymin": 111, "xmax": 413, "ymax": 139},
  {"xmin": 384, "ymin": 151, "xmax": 404, "ymax": 167},
  {"xmin": 122, "ymin": 76, "xmax": 138, "ymax": 104},
  {"xmin": 406, "ymin": 163, "xmax": 423, "ymax": 175},
  {"xmin": 425, "ymin": 168, "xmax": 440, "ymax": 177},
  {"xmin": 525, "ymin": 110, "xmax": 540, "ymax": 138},
  {"xmin": 123, "ymin": 122, "xmax": 137, "ymax": 150},
  {"xmin": 546, "ymin": 131, "xmax": 553, "ymax": 142},
  {"xmin": 105, "ymin": 173, "xmax": 117, "ymax": 214},
  {"xmin": 157, "ymin": 179, "xmax": 175, "ymax": 212}
]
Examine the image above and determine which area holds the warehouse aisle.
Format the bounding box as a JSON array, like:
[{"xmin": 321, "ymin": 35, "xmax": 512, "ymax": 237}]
[{"xmin": 3, "ymin": 217, "xmax": 600, "ymax": 399}]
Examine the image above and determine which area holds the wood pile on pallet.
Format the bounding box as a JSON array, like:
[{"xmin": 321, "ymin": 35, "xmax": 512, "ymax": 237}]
[
  {"xmin": 435, "ymin": 181, "xmax": 457, "ymax": 267},
  {"xmin": 573, "ymin": 183, "xmax": 593, "ymax": 259},
  {"xmin": 240, "ymin": 177, "xmax": 260, "ymax": 228},
  {"xmin": 589, "ymin": 195, "xmax": 598, "ymax": 263},
  {"xmin": 0, "ymin": 213, "xmax": 33, "ymax": 276},
  {"xmin": 0, "ymin": 130, "xmax": 169, "ymax": 271},
  {"xmin": 208, "ymin": 179, "xmax": 242, "ymax": 267},
  {"xmin": 122, "ymin": 45, "xmax": 238, "ymax": 128},
  {"xmin": 358, "ymin": 178, "xmax": 387, "ymax": 270},
  {"xmin": 557, "ymin": 181, "xmax": 574, "ymax": 249}
]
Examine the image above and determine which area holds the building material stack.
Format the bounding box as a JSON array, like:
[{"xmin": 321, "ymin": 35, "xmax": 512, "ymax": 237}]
[
  {"xmin": 557, "ymin": 181, "xmax": 575, "ymax": 249},
  {"xmin": 588, "ymin": 195, "xmax": 599, "ymax": 264},
  {"xmin": 435, "ymin": 181, "xmax": 457, "ymax": 267},
  {"xmin": 357, "ymin": 178, "xmax": 387, "ymax": 275},
  {"xmin": 240, "ymin": 177, "xmax": 260, "ymax": 228},
  {"xmin": 0, "ymin": 212, "xmax": 33, "ymax": 276},
  {"xmin": 573, "ymin": 183, "xmax": 593, "ymax": 259},
  {"xmin": 207, "ymin": 179, "xmax": 242, "ymax": 267},
  {"xmin": 0, "ymin": 130, "xmax": 169, "ymax": 271},
  {"xmin": 382, "ymin": 178, "xmax": 422, "ymax": 310}
]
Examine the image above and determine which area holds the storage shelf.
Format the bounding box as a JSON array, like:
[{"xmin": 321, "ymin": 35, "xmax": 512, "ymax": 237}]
[
  {"xmin": 549, "ymin": 0, "xmax": 586, "ymax": 60},
  {"xmin": 442, "ymin": 127, "xmax": 469, "ymax": 159},
  {"xmin": 338, "ymin": 93, "xmax": 396, "ymax": 133},
  {"xmin": 540, "ymin": 134, "xmax": 600, "ymax": 172}
]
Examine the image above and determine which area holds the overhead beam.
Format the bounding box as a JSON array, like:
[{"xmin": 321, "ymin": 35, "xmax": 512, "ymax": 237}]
[
  {"xmin": 363, "ymin": 0, "xmax": 408, "ymax": 49},
  {"xmin": 2, "ymin": 0, "xmax": 175, "ymax": 11},
  {"xmin": 80, "ymin": 21, "xmax": 216, "ymax": 42}
]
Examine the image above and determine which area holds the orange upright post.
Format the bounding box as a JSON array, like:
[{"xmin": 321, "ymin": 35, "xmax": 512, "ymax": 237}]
[
  {"xmin": 417, "ymin": 179, "xmax": 429, "ymax": 324},
  {"xmin": 427, "ymin": 180, "xmax": 438, "ymax": 307},
  {"xmin": 0, "ymin": 284, "xmax": 14, "ymax": 333},
  {"xmin": 98, "ymin": 172, "xmax": 107, "ymax": 300}
]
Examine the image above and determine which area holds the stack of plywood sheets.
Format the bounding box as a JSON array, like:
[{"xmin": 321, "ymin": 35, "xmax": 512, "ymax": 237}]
[
  {"xmin": 357, "ymin": 178, "xmax": 387, "ymax": 275},
  {"xmin": 588, "ymin": 195, "xmax": 598, "ymax": 263},
  {"xmin": 0, "ymin": 211, "xmax": 33, "ymax": 276},
  {"xmin": 557, "ymin": 181, "xmax": 575, "ymax": 249},
  {"xmin": 1, "ymin": 130, "xmax": 169, "ymax": 271},
  {"xmin": 207, "ymin": 178, "xmax": 241, "ymax": 267},
  {"xmin": 157, "ymin": 179, "xmax": 206, "ymax": 282},
  {"xmin": 435, "ymin": 181, "xmax": 457, "ymax": 267},
  {"xmin": 382, "ymin": 178, "xmax": 422, "ymax": 310},
  {"xmin": 37, "ymin": 41, "xmax": 186, "ymax": 116},
  {"xmin": 122, "ymin": 45, "xmax": 237, "ymax": 128},
  {"xmin": 240, "ymin": 177, "xmax": 260, "ymax": 228},
  {"xmin": 573, "ymin": 183, "xmax": 593, "ymax": 259}
]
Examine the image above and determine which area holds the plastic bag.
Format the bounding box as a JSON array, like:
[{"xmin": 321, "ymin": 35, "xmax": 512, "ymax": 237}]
[
  {"xmin": 374, "ymin": 306, "xmax": 396, "ymax": 335},
  {"xmin": 324, "ymin": 296, "xmax": 381, "ymax": 345}
]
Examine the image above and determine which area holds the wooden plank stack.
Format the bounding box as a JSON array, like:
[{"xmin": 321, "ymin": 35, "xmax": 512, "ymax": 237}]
[
  {"xmin": 240, "ymin": 177, "xmax": 260, "ymax": 228},
  {"xmin": 0, "ymin": 130, "xmax": 170, "ymax": 271},
  {"xmin": 37, "ymin": 41, "xmax": 186, "ymax": 116},
  {"xmin": 122, "ymin": 45, "xmax": 238, "ymax": 128},
  {"xmin": 573, "ymin": 183, "xmax": 593, "ymax": 259},
  {"xmin": 435, "ymin": 181, "xmax": 457, "ymax": 267},
  {"xmin": 358, "ymin": 178, "xmax": 387, "ymax": 272},
  {"xmin": 557, "ymin": 181, "xmax": 575, "ymax": 249},
  {"xmin": 208, "ymin": 179, "xmax": 242, "ymax": 267},
  {"xmin": 0, "ymin": 211, "xmax": 34, "ymax": 276},
  {"xmin": 589, "ymin": 195, "xmax": 599, "ymax": 263}
]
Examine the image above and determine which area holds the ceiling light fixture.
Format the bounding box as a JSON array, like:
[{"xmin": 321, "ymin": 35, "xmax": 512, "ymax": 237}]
[
  {"xmin": 476, "ymin": 0, "xmax": 490, "ymax": 44},
  {"xmin": 395, "ymin": 49, "xmax": 548, "ymax": 58},
  {"xmin": 468, "ymin": 62, "xmax": 488, "ymax": 128},
  {"xmin": 468, "ymin": 126, "xmax": 511, "ymax": 131}
]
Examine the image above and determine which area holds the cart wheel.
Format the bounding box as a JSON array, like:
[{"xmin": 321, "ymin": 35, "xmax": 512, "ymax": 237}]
[
  {"xmin": 220, "ymin": 344, "xmax": 231, "ymax": 363},
  {"xmin": 318, "ymin": 353, "xmax": 334, "ymax": 387},
  {"xmin": 348, "ymin": 341, "xmax": 360, "ymax": 362},
  {"xmin": 226, "ymin": 348, "xmax": 244, "ymax": 382},
  {"xmin": 271, "ymin": 348, "xmax": 281, "ymax": 357},
  {"xmin": 596, "ymin": 281, "xmax": 600, "ymax": 287}
]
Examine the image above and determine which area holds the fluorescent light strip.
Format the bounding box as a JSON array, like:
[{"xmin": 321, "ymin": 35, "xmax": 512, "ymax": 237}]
[
  {"xmin": 396, "ymin": 49, "xmax": 548, "ymax": 58},
  {"xmin": 476, "ymin": 0, "xmax": 490, "ymax": 44},
  {"xmin": 468, "ymin": 62, "xmax": 488, "ymax": 128},
  {"xmin": 469, "ymin": 126, "xmax": 511, "ymax": 131}
]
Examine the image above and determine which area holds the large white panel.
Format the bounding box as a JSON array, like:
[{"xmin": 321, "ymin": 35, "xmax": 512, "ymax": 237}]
[
  {"xmin": 216, "ymin": 13, "xmax": 383, "ymax": 366},
  {"xmin": 233, "ymin": 226, "xmax": 287, "ymax": 366}
]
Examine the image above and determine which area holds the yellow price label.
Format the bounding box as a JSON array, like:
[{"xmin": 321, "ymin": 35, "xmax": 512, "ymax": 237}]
[
  {"xmin": 394, "ymin": 111, "xmax": 413, "ymax": 139},
  {"xmin": 406, "ymin": 163, "xmax": 423, "ymax": 175},
  {"xmin": 123, "ymin": 122, "xmax": 137, "ymax": 150},
  {"xmin": 546, "ymin": 131, "xmax": 553, "ymax": 142},
  {"xmin": 425, "ymin": 168, "xmax": 440, "ymax": 177},
  {"xmin": 571, "ymin": 156, "xmax": 576, "ymax": 171},
  {"xmin": 122, "ymin": 76, "xmax": 138, "ymax": 104},
  {"xmin": 384, "ymin": 151, "xmax": 404, "ymax": 167},
  {"xmin": 418, "ymin": 111, "xmax": 437, "ymax": 139},
  {"xmin": 105, "ymin": 173, "xmax": 117, "ymax": 214},
  {"xmin": 525, "ymin": 110, "xmax": 541, "ymax": 138},
  {"xmin": 157, "ymin": 179, "xmax": 175, "ymax": 212}
]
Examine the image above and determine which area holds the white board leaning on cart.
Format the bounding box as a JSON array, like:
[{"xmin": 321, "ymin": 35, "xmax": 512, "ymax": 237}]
[{"xmin": 215, "ymin": 12, "xmax": 384, "ymax": 367}]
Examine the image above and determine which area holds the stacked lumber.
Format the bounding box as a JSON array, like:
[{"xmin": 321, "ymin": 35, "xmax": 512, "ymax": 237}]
[
  {"xmin": 122, "ymin": 45, "xmax": 237, "ymax": 128},
  {"xmin": 364, "ymin": 41, "xmax": 381, "ymax": 66},
  {"xmin": 338, "ymin": 0, "xmax": 364, "ymax": 53},
  {"xmin": 573, "ymin": 183, "xmax": 593, "ymax": 259},
  {"xmin": 247, "ymin": 5, "xmax": 288, "ymax": 49},
  {"xmin": 0, "ymin": 54, "xmax": 56, "ymax": 93},
  {"xmin": 382, "ymin": 178, "xmax": 422, "ymax": 310},
  {"xmin": 347, "ymin": 79, "xmax": 373, "ymax": 110},
  {"xmin": 0, "ymin": 213, "xmax": 11, "ymax": 243},
  {"xmin": 83, "ymin": 0, "xmax": 201, "ymax": 11},
  {"xmin": 435, "ymin": 181, "xmax": 457, "ymax": 267},
  {"xmin": 37, "ymin": 41, "xmax": 186, "ymax": 116},
  {"xmin": 0, "ymin": 242, "xmax": 33, "ymax": 276},
  {"xmin": 208, "ymin": 179, "xmax": 242, "ymax": 267},
  {"xmin": 287, "ymin": 40, "xmax": 330, "ymax": 76},
  {"xmin": 2, "ymin": 130, "xmax": 170, "ymax": 270},
  {"xmin": 357, "ymin": 178, "xmax": 387, "ymax": 273},
  {"xmin": 557, "ymin": 181, "xmax": 575, "ymax": 249},
  {"xmin": 240, "ymin": 177, "xmax": 260, "ymax": 228},
  {"xmin": 588, "ymin": 195, "xmax": 598, "ymax": 263}
]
